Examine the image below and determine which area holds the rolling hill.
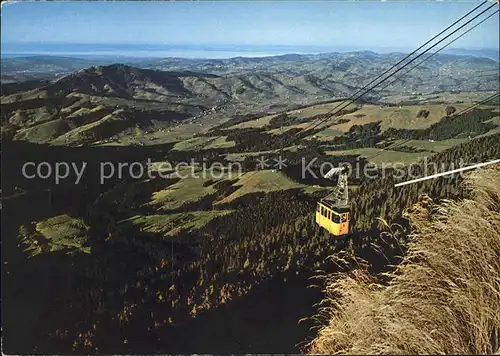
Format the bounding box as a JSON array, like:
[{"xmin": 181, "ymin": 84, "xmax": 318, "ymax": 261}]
[{"xmin": 2, "ymin": 51, "xmax": 499, "ymax": 146}]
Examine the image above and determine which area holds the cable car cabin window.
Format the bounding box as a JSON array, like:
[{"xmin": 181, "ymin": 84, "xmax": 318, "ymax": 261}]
[
  {"xmin": 332, "ymin": 213, "xmax": 340, "ymax": 223},
  {"xmin": 321, "ymin": 207, "xmax": 325, "ymax": 216},
  {"xmin": 341, "ymin": 214, "xmax": 348, "ymax": 223}
]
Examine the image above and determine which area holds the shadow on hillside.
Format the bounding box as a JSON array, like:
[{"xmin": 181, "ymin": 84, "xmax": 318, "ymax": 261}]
[
  {"xmin": 158, "ymin": 272, "xmax": 322, "ymax": 354},
  {"xmin": 2, "ymin": 139, "xmax": 404, "ymax": 354},
  {"xmin": 1, "ymin": 139, "xmax": 326, "ymax": 354},
  {"xmin": 1, "ymin": 139, "xmax": 173, "ymax": 353},
  {"xmin": 2, "ymin": 190, "xmax": 80, "ymax": 353}
]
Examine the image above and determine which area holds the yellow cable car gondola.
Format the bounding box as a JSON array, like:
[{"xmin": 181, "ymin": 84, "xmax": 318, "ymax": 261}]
[{"xmin": 315, "ymin": 166, "xmax": 350, "ymax": 237}]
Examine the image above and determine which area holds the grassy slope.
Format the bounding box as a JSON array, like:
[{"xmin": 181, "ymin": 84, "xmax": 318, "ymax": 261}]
[
  {"xmin": 19, "ymin": 214, "xmax": 91, "ymax": 256},
  {"xmin": 325, "ymin": 147, "xmax": 429, "ymax": 165},
  {"xmin": 172, "ymin": 136, "xmax": 235, "ymax": 151},
  {"xmin": 172, "ymin": 136, "xmax": 216, "ymax": 151},
  {"xmin": 225, "ymin": 145, "xmax": 300, "ymax": 161},
  {"xmin": 148, "ymin": 169, "xmax": 322, "ymax": 209},
  {"xmin": 20, "ymin": 168, "xmax": 322, "ymax": 249},
  {"xmin": 231, "ymin": 114, "xmax": 276, "ymax": 129},
  {"xmin": 122, "ymin": 169, "xmax": 323, "ymax": 237},
  {"xmin": 147, "ymin": 171, "xmax": 225, "ymax": 211},
  {"xmin": 400, "ymin": 138, "xmax": 470, "ymax": 152},
  {"xmin": 215, "ymin": 170, "xmax": 322, "ymax": 204},
  {"xmin": 204, "ymin": 136, "xmax": 236, "ymax": 149},
  {"xmin": 323, "ymin": 138, "xmax": 471, "ymax": 165},
  {"xmin": 307, "ymin": 166, "xmax": 500, "ymax": 355},
  {"xmin": 224, "ymin": 98, "xmax": 497, "ymax": 145}
]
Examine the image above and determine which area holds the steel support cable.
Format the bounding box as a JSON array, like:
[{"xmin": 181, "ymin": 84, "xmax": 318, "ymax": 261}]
[
  {"xmin": 251, "ymin": 2, "xmax": 498, "ymax": 182},
  {"xmin": 452, "ymin": 92, "xmax": 500, "ymax": 117},
  {"xmin": 365, "ymin": 92, "xmax": 500, "ymax": 162},
  {"xmin": 377, "ymin": 9, "xmax": 500, "ymax": 94},
  {"xmin": 301, "ymin": 4, "xmax": 498, "ymax": 176},
  {"xmin": 299, "ymin": 1, "xmax": 499, "ymax": 136},
  {"xmin": 362, "ymin": 9, "xmax": 500, "ymax": 160},
  {"xmin": 271, "ymin": 3, "xmax": 498, "ymax": 182},
  {"xmin": 295, "ymin": 0, "xmax": 492, "ymax": 135},
  {"xmin": 271, "ymin": 1, "xmax": 495, "ymax": 156},
  {"xmin": 270, "ymin": 0, "xmax": 496, "ymax": 154}
]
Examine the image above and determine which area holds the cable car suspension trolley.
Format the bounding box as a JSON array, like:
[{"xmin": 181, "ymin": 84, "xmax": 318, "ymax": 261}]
[{"xmin": 315, "ymin": 166, "xmax": 350, "ymax": 237}]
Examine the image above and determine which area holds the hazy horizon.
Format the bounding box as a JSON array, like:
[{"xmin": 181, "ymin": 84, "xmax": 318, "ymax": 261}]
[
  {"xmin": 2, "ymin": 1, "xmax": 499, "ymax": 59},
  {"xmin": 2, "ymin": 42, "xmax": 498, "ymax": 61},
  {"xmin": 0, "ymin": 43, "xmax": 422, "ymax": 59}
]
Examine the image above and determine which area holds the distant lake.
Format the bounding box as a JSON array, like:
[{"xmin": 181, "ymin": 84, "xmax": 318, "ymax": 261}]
[
  {"xmin": 2, "ymin": 43, "xmax": 496, "ymax": 61},
  {"xmin": 0, "ymin": 43, "xmax": 398, "ymax": 59}
]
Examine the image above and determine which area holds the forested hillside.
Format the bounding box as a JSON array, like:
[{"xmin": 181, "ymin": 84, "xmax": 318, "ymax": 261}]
[{"xmin": 3, "ymin": 131, "xmax": 500, "ymax": 353}]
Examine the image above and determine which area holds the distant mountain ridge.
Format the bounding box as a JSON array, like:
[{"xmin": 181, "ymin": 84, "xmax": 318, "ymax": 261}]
[
  {"xmin": 443, "ymin": 47, "xmax": 499, "ymax": 62},
  {"xmin": 2, "ymin": 50, "xmax": 498, "ymax": 83}
]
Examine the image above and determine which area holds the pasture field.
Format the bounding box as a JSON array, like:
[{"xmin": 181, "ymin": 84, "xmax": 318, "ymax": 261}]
[
  {"xmin": 325, "ymin": 147, "xmax": 431, "ymax": 166},
  {"xmin": 215, "ymin": 170, "xmax": 324, "ymax": 205},
  {"xmin": 122, "ymin": 210, "xmax": 234, "ymax": 238}
]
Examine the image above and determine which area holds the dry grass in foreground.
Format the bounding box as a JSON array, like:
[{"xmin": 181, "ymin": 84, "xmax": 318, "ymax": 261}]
[{"xmin": 306, "ymin": 165, "xmax": 500, "ymax": 355}]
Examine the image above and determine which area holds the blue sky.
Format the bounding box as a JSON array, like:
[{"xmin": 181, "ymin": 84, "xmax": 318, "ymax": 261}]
[{"xmin": 1, "ymin": 1, "xmax": 499, "ymax": 55}]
